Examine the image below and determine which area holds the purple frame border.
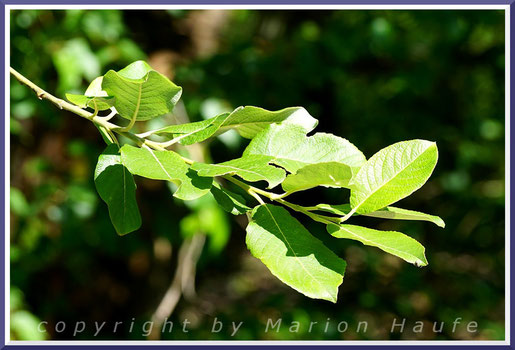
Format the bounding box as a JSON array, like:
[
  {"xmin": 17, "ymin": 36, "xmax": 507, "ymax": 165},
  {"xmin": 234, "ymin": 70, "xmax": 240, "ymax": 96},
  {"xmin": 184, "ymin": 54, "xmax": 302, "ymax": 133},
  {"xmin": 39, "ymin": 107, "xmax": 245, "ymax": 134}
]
[{"xmin": 1, "ymin": 0, "xmax": 513, "ymax": 348}]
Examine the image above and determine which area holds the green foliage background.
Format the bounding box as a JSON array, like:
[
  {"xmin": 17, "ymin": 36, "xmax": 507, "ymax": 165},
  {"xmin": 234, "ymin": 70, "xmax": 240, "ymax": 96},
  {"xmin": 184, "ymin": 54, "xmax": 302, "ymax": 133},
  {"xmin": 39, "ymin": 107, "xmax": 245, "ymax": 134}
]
[{"xmin": 9, "ymin": 9, "xmax": 505, "ymax": 340}]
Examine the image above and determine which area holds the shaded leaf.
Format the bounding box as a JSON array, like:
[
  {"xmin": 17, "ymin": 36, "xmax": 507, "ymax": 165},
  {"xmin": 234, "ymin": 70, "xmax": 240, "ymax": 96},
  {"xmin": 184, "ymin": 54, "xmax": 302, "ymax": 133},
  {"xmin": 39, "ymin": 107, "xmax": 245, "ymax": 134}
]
[
  {"xmin": 94, "ymin": 144, "xmax": 141, "ymax": 235},
  {"xmin": 350, "ymin": 140, "xmax": 438, "ymax": 214},
  {"xmin": 211, "ymin": 182, "xmax": 250, "ymax": 215},
  {"xmin": 282, "ymin": 162, "xmax": 353, "ymax": 193},
  {"xmin": 120, "ymin": 145, "xmax": 211, "ymax": 200},
  {"xmin": 327, "ymin": 224, "xmax": 428, "ymax": 266},
  {"xmin": 192, "ymin": 155, "xmax": 286, "ymax": 189},
  {"xmin": 102, "ymin": 60, "xmax": 182, "ymax": 121},
  {"xmin": 244, "ymin": 124, "xmax": 366, "ymax": 173},
  {"xmin": 247, "ymin": 204, "xmax": 347, "ymax": 302}
]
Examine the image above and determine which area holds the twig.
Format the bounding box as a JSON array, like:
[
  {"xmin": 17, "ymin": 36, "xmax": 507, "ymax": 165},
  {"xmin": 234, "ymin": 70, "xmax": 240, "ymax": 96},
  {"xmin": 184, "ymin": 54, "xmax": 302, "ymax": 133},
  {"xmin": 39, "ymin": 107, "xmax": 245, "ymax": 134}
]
[{"xmin": 148, "ymin": 234, "xmax": 205, "ymax": 340}]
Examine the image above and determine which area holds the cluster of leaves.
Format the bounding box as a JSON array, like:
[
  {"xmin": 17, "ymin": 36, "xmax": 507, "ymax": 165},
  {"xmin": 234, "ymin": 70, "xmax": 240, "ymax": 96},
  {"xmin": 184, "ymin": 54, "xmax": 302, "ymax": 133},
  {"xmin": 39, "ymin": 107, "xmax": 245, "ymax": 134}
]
[{"xmin": 63, "ymin": 60, "xmax": 444, "ymax": 303}]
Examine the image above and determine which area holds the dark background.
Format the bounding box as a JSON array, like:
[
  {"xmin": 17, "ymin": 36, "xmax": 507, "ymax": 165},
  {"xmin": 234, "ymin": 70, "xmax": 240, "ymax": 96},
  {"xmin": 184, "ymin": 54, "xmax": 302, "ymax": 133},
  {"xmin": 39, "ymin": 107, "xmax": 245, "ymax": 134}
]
[{"xmin": 9, "ymin": 9, "xmax": 505, "ymax": 340}]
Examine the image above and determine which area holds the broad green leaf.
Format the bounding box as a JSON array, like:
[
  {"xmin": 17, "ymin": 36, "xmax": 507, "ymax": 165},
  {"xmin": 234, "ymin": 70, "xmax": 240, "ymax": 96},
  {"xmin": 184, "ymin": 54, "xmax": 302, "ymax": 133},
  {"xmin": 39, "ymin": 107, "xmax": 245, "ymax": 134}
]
[
  {"xmin": 314, "ymin": 203, "xmax": 444, "ymax": 228},
  {"xmin": 102, "ymin": 60, "xmax": 182, "ymax": 121},
  {"xmin": 94, "ymin": 144, "xmax": 141, "ymax": 235},
  {"xmin": 247, "ymin": 204, "xmax": 347, "ymax": 302},
  {"xmin": 244, "ymin": 124, "xmax": 366, "ymax": 173},
  {"xmin": 350, "ymin": 140, "xmax": 438, "ymax": 214},
  {"xmin": 147, "ymin": 113, "xmax": 230, "ymax": 145},
  {"xmin": 327, "ymin": 224, "xmax": 428, "ymax": 267},
  {"xmin": 218, "ymin": 106, "xmax": 318, "ymax": 139},
  {"xmin": 282, "ymin": 162, "xmax": 353, "ymax": 193},
  {"xmin": 66, "ymin": 77, "xmax": 114, "ymax": 110},
  {"xmin": 192, "ymin": 155, "xmax": 286, "ymax": 189},
  {"xmin": 210, "ymin": 183, "xmax": 250, "ymax": 215},
  {"xmin": 120, "ymin": 145, "xmax": 212, "ymax": 200}
]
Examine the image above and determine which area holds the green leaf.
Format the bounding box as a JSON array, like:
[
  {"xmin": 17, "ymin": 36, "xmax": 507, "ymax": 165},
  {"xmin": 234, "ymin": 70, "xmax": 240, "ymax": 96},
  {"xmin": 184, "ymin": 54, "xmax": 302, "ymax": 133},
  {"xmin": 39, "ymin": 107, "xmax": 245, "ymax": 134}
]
[
  {"xmin": 247, "ymin": 204, "xmax": 347, "ymax": 302},
  {"xmin": 327, "ymin": 224, "xmax": 428, "ymax": 267},
  {"xmin": 282, "ymin": 162, "xmax": 353, "ymax": 193},
  {"xmin": 210, "ymin": 183, "xmax": 250, "ymax": 215},
  {"xmin": 66, "ymin": 76, "xmax": 114, "ymax": 110},
  {"xmin": 218, "ymin": 106, "xmax": 318, "ymax": 139},
  {"xmin": 192, "ymin": 155, "xmax": 286, "ymax": 189},
  {"xmin": 363, "ymin": 206, "xmax": 445, "ymax": 228},
  {"xmin": 350, "ymin": 140, "xmax": 438, "ymax": 214},
  {"xmin": 244, "ymin": 124, "xmax": 366, "ymax": 173},
  {"xmin": 148, "ymin": 113, "xmax": 229, "ymax": 145},
  {"xmin": 102, "ymin": 60, "xmax": 182, "ymax": 121},
  {"xmin": 120, "ymin": 145, "xmax": 212, "ymax": 200},
  {"xmin": 314, "ymin": 203, "xmax": 445, "ymax": 228},
  {"xmin": 94, "ymin": 144, "xmax": 141, "ymax": 235}
]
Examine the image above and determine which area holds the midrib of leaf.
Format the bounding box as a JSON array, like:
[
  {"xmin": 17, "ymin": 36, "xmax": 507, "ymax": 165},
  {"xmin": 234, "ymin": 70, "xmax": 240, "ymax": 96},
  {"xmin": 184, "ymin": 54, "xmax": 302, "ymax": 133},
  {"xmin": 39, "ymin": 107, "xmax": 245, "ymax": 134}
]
[
  {"xmin": 338, "ymin": 226, "xmax": 417, "ymax": 260},
  {"xmin": 131, "ymin": 84, "xmax": 143, "ymax": 120},
  {"xmin": 146, "ymin": 148, "xmax": 173, "ymax": 180},
  {"xmin": 353, "ymin": 145, "xmax": 431, "ymax": 210},
  {"xmin": 204, "ymin": 163, "xmax": 265, "ymax": 179},
  {"xmin": 262, "ymin": 205, "xmax": 330, "ymax": 297}
]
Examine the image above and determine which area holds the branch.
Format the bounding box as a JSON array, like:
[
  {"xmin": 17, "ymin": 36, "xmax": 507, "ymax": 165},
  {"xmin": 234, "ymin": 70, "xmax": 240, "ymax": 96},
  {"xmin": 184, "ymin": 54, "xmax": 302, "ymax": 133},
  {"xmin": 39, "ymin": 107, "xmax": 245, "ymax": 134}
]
[
  {"xmin": 148, "ymin": 234, "xmax": 205, "ymax": 340},
  {"xmin": 10, "ymin": 67, "xmax": 343, "ymax": 230}
]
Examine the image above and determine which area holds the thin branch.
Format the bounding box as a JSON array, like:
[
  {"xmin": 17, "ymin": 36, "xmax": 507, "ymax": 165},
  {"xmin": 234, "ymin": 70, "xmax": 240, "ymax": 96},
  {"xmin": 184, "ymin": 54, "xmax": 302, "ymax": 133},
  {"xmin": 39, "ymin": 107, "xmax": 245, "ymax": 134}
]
[{"xmin": 148, "ymin": 234, "xmax": 205, "ymax": 340}]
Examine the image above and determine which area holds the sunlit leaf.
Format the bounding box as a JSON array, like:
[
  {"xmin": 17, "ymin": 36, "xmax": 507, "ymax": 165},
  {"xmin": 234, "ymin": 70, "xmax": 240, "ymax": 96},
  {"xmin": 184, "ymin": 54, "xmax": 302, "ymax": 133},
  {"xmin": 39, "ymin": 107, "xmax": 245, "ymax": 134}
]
[
  {"xmin": 244, "ymin": 124, "xmax": 366, "ymax": 173},
  {"xmin": 120, "ymin": 145, "xmax": 211, "ymax": 200},
  {"xmin": 247, "ymin": 204, "xmax": 347, "ymax": 302},
  {"xmin": 327, "ymin": 224, "xmax": 428, "ymax": 266},
  {"xmin": 102, "ymin": 60, "xmax": 182, "ymax": 121},
  {"xmin": 314, "ymin": 203, "xmax": 445, "ymax": 228},
  {"xmin": 192, "ymin": 155, "xmax": 286, "ymax": 189},
  {"xmin": 282, "ymin": 162, "xmax": 353, "ymax": 193},
  {"xmin": 350, "ymin": 140, "xmax": 438, "ymax": 214},
  {"xmin": 148, "ymin": 113, "xmax": 229, "ymax": 145},
  {"xmin": 66, "ymin": 76, "xmax": 114, "ymax": 110},
  {"xmin": 218, "ymin": 106, "xmax": 318, "ymax": 138}
]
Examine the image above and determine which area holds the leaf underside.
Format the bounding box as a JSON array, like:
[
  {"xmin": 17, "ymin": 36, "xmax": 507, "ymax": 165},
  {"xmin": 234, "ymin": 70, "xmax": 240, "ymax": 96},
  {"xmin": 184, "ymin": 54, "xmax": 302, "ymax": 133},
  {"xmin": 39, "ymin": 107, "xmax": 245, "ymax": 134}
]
[{"xmin": 102, "ymin": 60, "xmax": 182, "ymax": 121}]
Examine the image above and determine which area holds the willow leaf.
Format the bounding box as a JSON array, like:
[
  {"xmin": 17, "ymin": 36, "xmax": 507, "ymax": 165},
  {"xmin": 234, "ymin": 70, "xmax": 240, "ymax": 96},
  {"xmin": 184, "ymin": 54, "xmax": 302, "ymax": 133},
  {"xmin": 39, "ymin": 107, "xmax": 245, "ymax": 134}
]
[
  {"xmin": 120, "ymin": 145, "xmax": 211, "ymax": 200},
  {"xmin": 148, "ymin": 113, "xmax": 229, "ymax": 145},
  {"xmin": 192, "ymin": 155, "xmax": 286, "ymax": 189},
  {"xmin": 210, "ymin": 182, "xmax": 250, "ymax": 215},
  {"xmin": 66, "ymin": 76, "xmax": 114, "ymax": 110},
  {"xmin": 282, "ymin": 162, "xmax": 353, "ymax": 193},
  {"xmin": 350, "ymin": 140, "xmax": 438, "ymax": 214},
  {"xmin": 327, "ymin": 224, "xmax": 428, "ymax": 267},
  {"xmin": 247, "ymin": 204, "xmax": 347, "ymax": 302},
  {"xmin": 244, "ymin": 124, "xmax": 366, "ymax": 173},
  {"xmin": 218, "ymin": 106, "xmax": 318, "ymax": 138},
  {"xmin": 102, "ymin": 60, "xmax": 182, "ymax": 121},
  {"xmin": 94, "ymin": 144, "xmax": 141, "ymax": 235}
]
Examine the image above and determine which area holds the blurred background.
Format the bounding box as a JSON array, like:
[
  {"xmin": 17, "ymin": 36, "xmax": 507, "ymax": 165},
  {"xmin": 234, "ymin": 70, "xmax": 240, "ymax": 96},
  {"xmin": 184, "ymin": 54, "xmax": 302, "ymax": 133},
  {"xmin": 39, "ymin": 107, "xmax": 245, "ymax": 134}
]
[{"xmin": 9, "ymin": 9, "xmax": 505, "ymax": 340}]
